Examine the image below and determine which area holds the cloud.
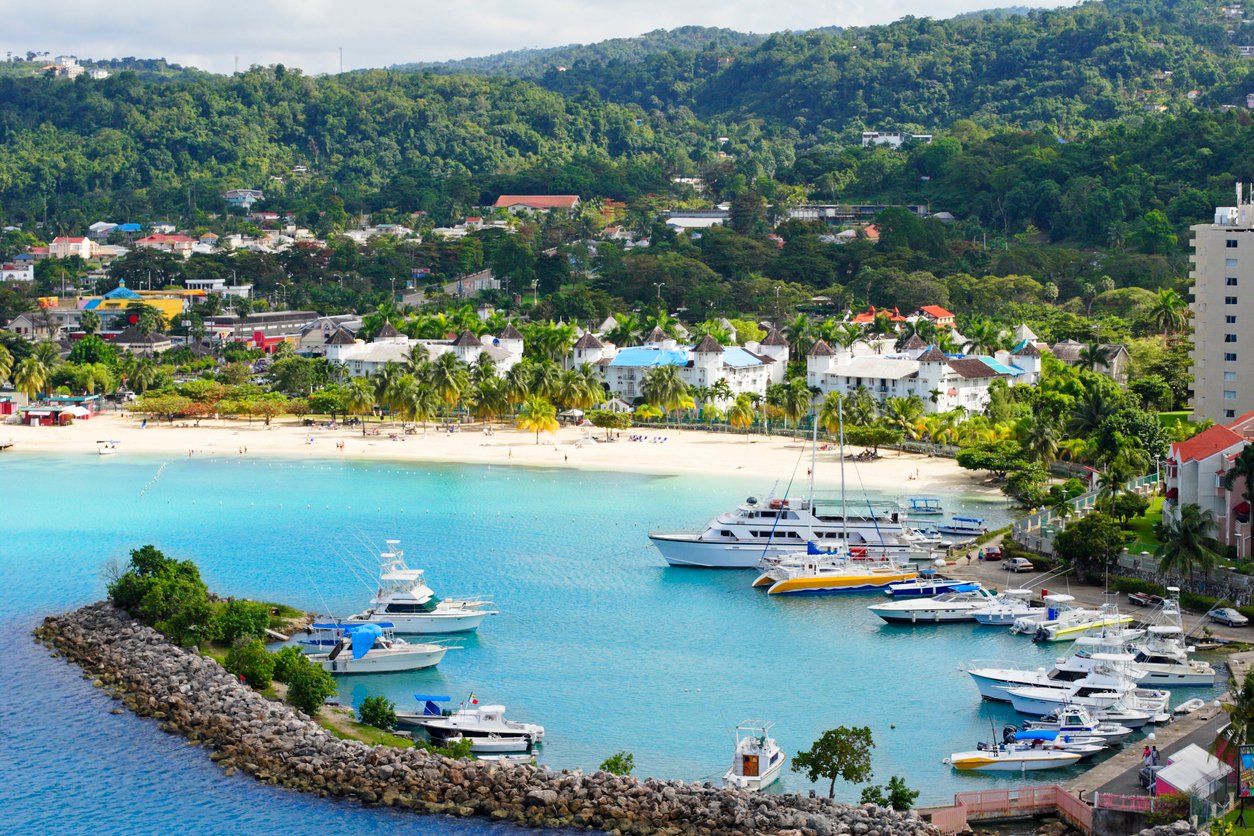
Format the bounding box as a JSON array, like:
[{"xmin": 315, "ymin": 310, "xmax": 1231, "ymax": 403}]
[{"xmin": 0, "ymin": 0, "xmax": 1073, "ymax": 75}]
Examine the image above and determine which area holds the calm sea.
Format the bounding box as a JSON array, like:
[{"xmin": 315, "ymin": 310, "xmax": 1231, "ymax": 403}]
[{"xmin": 1, "ymin": 454, "xmax": 1214, "ymax": 831}]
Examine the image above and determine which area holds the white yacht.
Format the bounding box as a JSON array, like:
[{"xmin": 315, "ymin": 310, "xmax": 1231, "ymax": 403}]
[
  {"xmin": 723, "ymin": 721, "xmax": 785, "ymax": 791},
  {"xmin": 650, "ymin": 496, "xmax": 926, "ymax": 568},
  {"xmin": 1127, "ymin": 589, "xmax": 1217, "ymax": 687},
  {"xmin": 1004, "ymin": 654, "xmax": 1169, "ymax": 717},
  {"xmin": 966, "ymin": 632, "xmax": 1149, "ymax": 702},
  {"xmin": 971, "ymin": 588, "xmax": 1038, "ymax": 626},
  {"xmin": 345, "ymin": 540, "xmax": 498, "ymax": 634},
  {"xmin": 299, "ymin": 623, "xmax": 454, "ymax": 674},
  {"xmin": 867, "ymin": 585, "xmax": 999, "ymax": 624},
  {"xmin": 417, "ymin": 698, "xmax": 545, "ymax": 746}
]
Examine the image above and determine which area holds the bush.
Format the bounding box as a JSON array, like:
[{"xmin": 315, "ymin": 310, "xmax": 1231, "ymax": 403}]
[
  {"xmin": 1180, "ymin": 592, "xmax": 1218, "ymax": 614},
  {"xmin": 1110, "ymin": 576, "xmax": 1168, "ymax": 597},
  {"xmin": 225, "ymin": 639, "xmax": 275, "ymax": 689},
  {"xmin": 271, "ymin": 645, "xmax": 305, "ymax": 684},
  {"xmin": 213, "ymin": 600, "xmax": 272, "ymax": 644},
  {"xmin": 107, "ymin": 545, "xmax": 213, "ymax": 646},
  {"xmin": 860, "ymin": 775, "xmax": 920, "ymax": 811},
  {"xmin": 415, "ymin": 737, "xmax": 474, "ymax": 759},
  {"xmin": 358, "ymin": 695, "xmax": 397, "ymax": 730},
  {"xmin": 599, "ymin": 751, "xmax": 635, "ymax": 776},
  {"xmin": 285, "ymin": 656, "xmax": 337, "ymax": 715}
]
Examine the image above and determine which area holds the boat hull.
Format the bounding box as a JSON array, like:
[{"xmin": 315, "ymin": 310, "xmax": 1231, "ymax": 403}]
[
  {"xmin": 723, "ymin": 759, "xmax": 784, "ymax": 791},
  {"xmin": 1137, "ymin": 666, "xmax": 1217, "ymax": 688},
  {"xmin": 948, "ymin": 751, "xmax": 1081, "ymax": 771},
  {"xmin": 966, "ymin": 669, "xmax": 1051, "ymax": 702},
  {"xmin": 869, "ymin": 607, "xmax": 979, "ymax": 624},
  {"xmin": 650, "ymin": 534, "xmax": 916, "ymax": 569},
  {"xmin": 309, "ymin": 645, "xmax": 449, "ymax": 674},
  {"xmin": 347, "ymin": 610, "xmax": 495, "ymax": 634},
  {"xmin": 765, "ymin": 571, "xmax": 917, "ymax": 595}
]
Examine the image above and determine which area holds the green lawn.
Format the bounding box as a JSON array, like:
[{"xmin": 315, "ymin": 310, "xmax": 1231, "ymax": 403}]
[
  {"xmin": 1125, "ymin": 495, "xmax": 1164, "ymax": 555},
  {"xmin": 1158, "ymin": 411, "xmax": 1192, "ymax": 428},
  {"xmin": 1219, "ymin": 805, "xmax": 1254, "ymax": 834}
]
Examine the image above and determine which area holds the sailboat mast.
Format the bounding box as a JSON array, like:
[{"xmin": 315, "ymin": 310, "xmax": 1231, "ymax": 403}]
[
  {"xmin": 838, "ymin": 398, "xmax": 848, "ymax": 547},
  {"xmin": 808, "ymin": 409, "xmax": 818, "ymax": 508}
]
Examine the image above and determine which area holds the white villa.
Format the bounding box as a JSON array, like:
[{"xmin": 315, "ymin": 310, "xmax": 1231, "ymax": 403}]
[
  {"xmin": 581, "ymin": 327, "xmax": 789, "ymax": 405},
  {"xmin": 805, "ymin": 337, "xmax": 1041, "ymax": 413},
  {"xmin": 325, "ymin": 322, "xmax": 523, "ymax": 377}
]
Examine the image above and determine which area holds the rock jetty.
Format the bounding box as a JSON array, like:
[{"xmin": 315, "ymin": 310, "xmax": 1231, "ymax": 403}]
[{"xmin": 37, "ymin": 603, "xmax": 939, "ymax": 835}]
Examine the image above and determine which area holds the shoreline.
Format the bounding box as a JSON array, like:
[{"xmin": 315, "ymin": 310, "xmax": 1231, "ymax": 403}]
[{"xmin": 1, "ymin": 412, "xmax": 1003, "ymax": 496}]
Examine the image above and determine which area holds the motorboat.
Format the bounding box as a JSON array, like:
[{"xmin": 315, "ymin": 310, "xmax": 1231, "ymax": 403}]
[
  {"xmin": 946, "ymin": 739, "xmax": 1082, "ymax": 772},
  {"xmin": 966, "ymin": 632, "xmax": 1148, "ymax": 702},
  {"xmin": 1004, "ymin": 654, "xmax": 1169, "ymax": 717},
  {"xmin": 1127, "ymin": 589, "xmax": 1217, "ymax": 687},
  {"xmin": 649, "ymin": 496, "xmax": 926, "ymax": 568},
  {"xmin": 395, "ymin": 694, "xmax": 454, "ymax": 729},
  {"xmin": 417, "ymin": 697, "xmax": 545, "ymax": 746},
  {"xmin": 443, "ymin": 733, "xmax": 534, "ymax": 754},
  {"xmin": 299, "ymin": 623, "xmax": 455, "ymax": 674},
  {"xmin": 885, "ymin": 577, "xmax": 972, "ymax": 598},
  {"xmin": 476, "ymin": 753, "xmax": 536, "ymax": 764},
  {"xmin": 971, "ymin": 588, "xmax": 1038, "ymax": 626},
  {"xmin": 1006, "ymin": 729, "xmax": 1106, "ymax": 760},
  {"xmin": 867, "ymin": 584, "xmax": 999, "ymax": 624},
  {"xmin": 1008, "ymin": 594, "xmax": 1133, "ymax": 642},
  {"xmin": 723, "ymin": 721, "xmax": 785, "ymax": 791},
  {"xmin": 904, "ymin": 496, "xmax": 944, "ymax": 516},
  {"xmin": 1093, "ymin": 705, "xmax": 1155, "ymax": 729},
  {"xmin": 96, "ymin": 439, "xmax": 120, "ymax": 455},
  {"xmin": 345, "ymin": 540, "xmax": 498, "ymax": 634},
  {"xmin": 934, "ymin": 517, "xmax": 987, "ymax": 537},
  {"xmin": 1019, "ymin": 706, "xmax": 1134, "ymax": 745},
  {"xmin": 752, "ymin": 547, "xmax": 917, "ymax": 595}
]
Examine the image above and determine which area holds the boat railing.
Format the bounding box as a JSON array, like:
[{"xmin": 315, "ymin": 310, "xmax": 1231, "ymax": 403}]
[{"xmin": 964, "ymin": 658, "xmax": 1049, "ymax": 672}]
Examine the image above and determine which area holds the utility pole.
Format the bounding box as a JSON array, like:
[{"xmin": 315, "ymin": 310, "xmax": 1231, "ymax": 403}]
[{"xmin": 338, "ymin": 47, "xmax": 343, "ymax": 74}]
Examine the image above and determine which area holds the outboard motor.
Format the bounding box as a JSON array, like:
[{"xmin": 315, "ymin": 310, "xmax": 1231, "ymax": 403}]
[
  {"xmin": 1002, "ymin": 725, "xmax": 1018, "ymax": 745},
  {"xmin": 1034, "ymin": 626, "xmax": 1048, "ymax": 643}
]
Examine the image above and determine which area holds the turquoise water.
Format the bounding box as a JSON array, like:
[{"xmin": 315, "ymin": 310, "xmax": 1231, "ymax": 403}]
[{"xmin": 2, "ymin": 454, "xmax": 1220, "ymax": 829}]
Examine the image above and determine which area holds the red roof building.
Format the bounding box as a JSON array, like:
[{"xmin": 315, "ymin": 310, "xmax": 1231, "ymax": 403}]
[
  {"xmin": 916, "ymin": 305, "xmax": 956, "ymax": 326},
  {"xmin": 492, "ymin": 195, "xmax": 581, "ymax": 212},
  {"xmin": 1165, "ymin": 421, "xmax": 1251, "ymax": 556}
]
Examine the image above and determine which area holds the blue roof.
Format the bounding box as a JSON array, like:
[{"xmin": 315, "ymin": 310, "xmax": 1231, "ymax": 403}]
[
  {"xmin": 976, "ymin": 356, "xmax": 1023, "ymax": 376},
  {"xmin": 722, "ymin": 347, "xmax": 765, "ymax": 368},
  {"xmin": 115, "ymin": 223, "xmax": 142, "ymax": 232},
  {"xmin": 82, "ymin": 299, "xmax": 102, "ymax": 310},
  {"xmin": 103, "ymin": 285, "xmax": 142, "ymax": 300},
  {"xmin": 608, "ymin": 347, "xmax": 688, "ymax": 368}
]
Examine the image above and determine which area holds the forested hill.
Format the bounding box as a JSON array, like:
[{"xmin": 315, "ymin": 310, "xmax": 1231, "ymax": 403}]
[
  {"xmin": 405, "ymin": 0, "xmax": 1254, "ymax": 133},
  {"xmin": 395, "ymin": 26, "xmax": 771, "ymax": 78}
]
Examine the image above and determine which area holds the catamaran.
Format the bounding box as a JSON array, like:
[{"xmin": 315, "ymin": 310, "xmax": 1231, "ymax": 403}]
[
  {"xmin": 752, "ymin": 546, "xmax": 917, "ymax": 595},
  {"xmin": 344, "ymin": 540, "xmax": 498, "ymax": 634}
]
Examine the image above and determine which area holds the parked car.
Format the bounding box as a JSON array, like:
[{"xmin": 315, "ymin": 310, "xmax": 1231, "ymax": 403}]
[
  {"xmin": 982, "ymin": 546, "xmax": 1003, "ymax": 561},
  {"xmin": 1139, "ymin": 764, "xmax": 1165, "ymax": 792},
  {"xmin": 1003, "ymin": 557, "xmax": 1034, "ymax": 573},
  {"xmin": 1210, "ymin": 607, "xmax": 1249, "ymax": 627}
]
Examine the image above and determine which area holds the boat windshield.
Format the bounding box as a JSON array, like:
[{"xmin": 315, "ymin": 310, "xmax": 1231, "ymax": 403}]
[{"xmin": 385, "ymin": 595, "xmax": 442, "ymax": 614}]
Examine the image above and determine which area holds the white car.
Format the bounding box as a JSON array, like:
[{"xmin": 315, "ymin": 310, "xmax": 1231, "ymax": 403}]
[
  {"xmin": 1210, "ymin": 607, "xmax": 1249, "ymax": 627},
  {"xmin": 1002, "ymin": 557, "xmax": 1035, "ymax": 573}
]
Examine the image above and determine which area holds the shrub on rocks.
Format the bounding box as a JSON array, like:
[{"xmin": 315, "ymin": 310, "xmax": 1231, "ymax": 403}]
[
  {"xmin": 271, "ymin": 645, "xmax": 305, "ymax": 684},
  {"xmin": 106, "ymin": 544, "xmax": 213, "ymax": 646},
  {"xmin": 285, "ymin": 655, "xmax": 337, "ymax": 715},
  {"xmin": 213, "ymin": 600, "xmax": 271, "ymax": 644},
  {"xmin": 599, "ymin": 752, "xmax": 634, "ymax": 776},
  {"xmin": 358, "ymin": 695, "xmax": 396, "ymax": 730},
  {"xmin": 225, "ymin": 639, "xmax": 275, "ymax": 689}
]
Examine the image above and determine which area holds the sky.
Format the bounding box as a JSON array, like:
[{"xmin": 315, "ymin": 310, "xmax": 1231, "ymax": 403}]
[{"xmin": 0, "ymin": 0, "xmax": 1074, "ymax": 75}]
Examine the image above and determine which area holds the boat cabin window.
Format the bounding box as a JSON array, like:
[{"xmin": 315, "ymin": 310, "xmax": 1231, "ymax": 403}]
[
  {"xmin": 720, "ymin": 530, "xmax": 734, "ymax": 537},
  {"xmin": 384, "ymin": 601, "xmax": 439, "ymax": 613}
]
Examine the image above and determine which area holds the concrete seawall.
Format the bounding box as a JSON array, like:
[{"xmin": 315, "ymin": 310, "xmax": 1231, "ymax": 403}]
[{"xmin": 35, "ymin": 603, "xmax": 939, "ymax": 835}]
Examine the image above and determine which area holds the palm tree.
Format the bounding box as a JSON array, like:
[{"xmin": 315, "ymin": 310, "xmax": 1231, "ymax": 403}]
[
  {"xmin": 780, "ymin": 378, "xmax": 813, "ymax": 429},
  {"xmin": 710, "ymin": 377, "xmax": 733, "ymax": 404},
  {"xmin": 555, "ymin": 364, "xmax": 601, "ymax": 411},
  {"xmin": 829, "ymin": 322, "xmax": 863, "ymax": 352},
  {"xmin": 528, "ymin": 360, "xmax": 561, "ymax": 401},
  {"xmin": 727, "ymin": 394, "xmax": 755, "ymax": 439},
  {"xmin": 516, "ymin": 395, "xmax": 558, "ymax": 444},
  {"xmin": 784, "ymin": 313, "xmax": 814, "ymax": 358},
  {"xmin": 1216, "ymin": 668, "xmax": 1254, "ymax": 764},
  {"xmin": 605, "ymin": 313, "xmax": 642, "ymax": 347},
  {"xmin": 32, "ymin": 341, "xmax": 61, "ymax": 369},
  {"xmin": 428, "ymin": 352, "xmax": 469, "ymax": 412},
  {"xmin": 845, "ymin": 387, "xmax": 878, "ymax": 427},
  {"xmin": 347, "ymin": 377, "xmax": 377, "ymax": 432},
  {"xmin": 1149, "ymin": 288, "xmax": 1187, "ymax": 340},
  {"xmin": 470, "ymin": 354, "xmax": 497, "ymax": 386},
  {"xmin": 128, "ymin": 358, "xmax": 159, "ymax": 395},
  {"xmin": 962, "ymin": 319, "xmax": 1003, "ymax": 355},
  {"xmin": 80, "ymin": 310, "xmax": 101, "ymax": 336},
  {"xmin": 881, "ymin": 394, "xmax": 924, "ymax": 438},
  {"xmin": 0, "ymin": 344, "xmax": 12, "ymax": 385},
  {"xmin": 504, "ymin": 361, "xmax": 534, "ymax": 406},
  {"xmin": 1022, "ymin": 416, "xmax": 1060, "ymax": 466},
  {"xmin": 372, "ymin": 362, "xmax": 404, "ymax": 419},
  {"xmin": 1067, "ymin": 386, "xmax": 1116, "ymax": 436},
  {"xmin": 642, "ymin": 364, "xmax": 690, "ymax": 418},
  {"xmin": 1156, "ymin": 503, "xmax": 1223, "ymax": 578},
  {"xmin": 467, "ymin": 377, "xmax": 509, "ymax": 424},
  {"xmin": 817, "ymin": 391, "xmax": 845, "ymax": 435},
  {"xmin": 13, "ymin": 356, "xmax": 47, "ymax": 401},
  {"xmin": 404, "ymin": 343, "xmax": 430, "ymax": 375},
  {"xmin": 397, "ymin": 376, "xmax": 438, "ymax": 431},
  {"xmin": 1076, "ymin": 341, "xmax": 1110, "ymax": 372}
]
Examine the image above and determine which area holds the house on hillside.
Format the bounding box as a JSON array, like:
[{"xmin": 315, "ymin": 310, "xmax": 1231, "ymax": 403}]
[
  {"xmin": 1048, "ymin": 340, "xmax": 1130, "ymax": 384},
  {"xmin": 492, "ymin": 195, "xmax": 581, "ymax": 213},
  {"xmin": 223, "ymin": 189, "xmax": 264, "ymax": 209},
  {"xmin": 915, "ymin": 305, "xmax": 956, "ymax": 327},
  {"xmin": 1, "ymin": 263, "xmax": 34, "ymax": 282},
  {"xmin": 135, "ymin": 234, "xmax": 196, "ymax": 258},
  {"xmin": 49, "ymin": 237, "xmax": 96, "ymax": 260},
  {"xmin": 1164, "ymin": 410, "xmax": 1254, "ymax": 558}
]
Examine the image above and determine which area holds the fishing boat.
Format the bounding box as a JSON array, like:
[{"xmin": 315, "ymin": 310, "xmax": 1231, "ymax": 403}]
[
  {"xmin": 934, "ymin": 517, "xmax": 987, "ymax": 537},
  {"xmin": 96, "ymin": 440, "xmax": 120, "ymax": 455},
  {"xmin": 395, "ymin": 694, "xmax": 453, "ymax": 729},
  {"xmin": 970, "ymin": 588, "xmax": 1038, "ymax": 626},
  {"xmin": 904, "ymin": 496, "xmax": 944, "ymax": 516},
  {"xmin": 966, "ymin": 632, "xmax": 1149, "ymax": 702},
  {"xmin": 299, "ymin": 623, "xmax": 455, "ymax": 674},
  {"xmin": 1127, "ymin": 589, "xmax": 1218, "ymax": 687},
  {"xmin": 885, "ymin": 576, "xmax": 972, "ymax": 598},
  {"xmin": 416, "ymin": 697, "xmax": 546, "ymax": 746},
  {"xmin": 867, "ymin": 584, "xmax": 999, "ymax": 624},
  {"xmin": 1004, "ymin": 729, "xmax": 1106, "ymax": 759},
  {"xmin": 945, "ymin": 739, "xmax": 1082, "ymax": 772},
  {"xmin": 1019, "ymin": 706, "xmax": 1134, "ymax": 745},
  {"xmin": 344, "ymin": 540, "xmax": 498, "ymax": 634},
  {"xmin": 1027, "ymin": 600, "xmax": 1137, "ymax": 643},
  {"xmin": 1004, "ymin": 654, "xmax": 1169, "ymax": 717},
  {"xmin": 443, "ymin": 733, "xmax": 534, "ymax": 754},
  {"xmin": 752, "ymin": 547, "xmax": 917, "ymax": 595},
  {"xmin": 722, "ymin": 721, "xmax": 785, "ymax": 791}
]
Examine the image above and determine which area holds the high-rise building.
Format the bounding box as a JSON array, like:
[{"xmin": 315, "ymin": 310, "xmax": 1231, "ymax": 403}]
[{"xmin": 1189, "ymin": 190, "xmax": 1254, "ymax": 422}]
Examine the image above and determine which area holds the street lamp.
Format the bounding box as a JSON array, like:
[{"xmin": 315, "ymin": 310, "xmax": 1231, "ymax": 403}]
[
  {"xmin": 531, "ymin": 279, "xmax": 539, "ymax": 305},
  {"xmin": 653, "ymin": 282, "xmax": 665, "ymax": 301}
]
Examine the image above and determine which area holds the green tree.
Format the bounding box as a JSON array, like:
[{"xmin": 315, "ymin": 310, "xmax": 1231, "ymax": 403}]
[
  {"xmin": 285, "ymin": 656, "xmax": 338, "ymax": 715},
  {"xmin": 791, "ymin": 726, "xmax": 875, "ymax": 800},
  {"xmin": 225, "ymin": 639, "xmax": 276, "ymax": 689},
  {"xmin": 213, "ymin": 599, "xmax": 271, "ymax": 644},
  {"xmin": 727, "ymin": 393, "xmax": 755, "ymax": 436},
  {"xmin": 271, "ymin": 645, "xmax": 306, "ymax": 684},
  {"xmin": 1156, "ymin": 503, "xmax": 1222, "ymax": 578},
  {"xmin": 1052, "ymin": 512, "xmax": 1126, "ymax": 578},
  {"xmin": 516, "ymin": 395, "xmax": 558, "ymax": 443},
  {"xmin": 599, "ymin": 751, "xmax": 634, "ymax": 776},
  {"xmin": 358, "ymin": 695, "xmax": 397, "ymax": 730},
  {"xmin": 860, "ymin": 776, "xmax": 919, "ymax": 811},
  {"xmin": 13, "ymin": 355, "xmax": 48, "ymax": 400}
]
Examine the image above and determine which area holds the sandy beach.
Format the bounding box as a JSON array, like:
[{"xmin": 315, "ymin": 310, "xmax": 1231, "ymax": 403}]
[{"xmin": 0, "ymin": 412, "xmax": 998, "ymax": 495}]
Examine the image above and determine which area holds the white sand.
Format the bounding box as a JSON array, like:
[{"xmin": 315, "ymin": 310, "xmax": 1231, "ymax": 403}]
[{"xmin": 1, "ymin": 413, "xmax": 997, "ymax": 495}]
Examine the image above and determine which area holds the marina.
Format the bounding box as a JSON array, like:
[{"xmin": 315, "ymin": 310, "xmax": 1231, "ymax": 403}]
[{"xmin": 4, "ymin": 451, "xmax": 1229, "ymax": 829}]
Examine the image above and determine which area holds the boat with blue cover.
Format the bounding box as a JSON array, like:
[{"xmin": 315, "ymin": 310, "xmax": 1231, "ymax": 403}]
[
  {"xmin": 299, "ymin": 623, "xmax": 455, "ymax": 674},
  {"xmin": 884, "ymin": 577, "xmax": 970, "ymax": 598},
  {"xmin": 934, "ymin": 517, "xmax": 988, "ymax": 537}
]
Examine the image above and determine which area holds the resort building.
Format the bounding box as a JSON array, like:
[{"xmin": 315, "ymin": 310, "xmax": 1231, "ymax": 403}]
[
  {"xmin": 805, "ymin": 341, "xmax": 1039, "ymax": 414},
  {"xmin": 1048, "ymin": 340, "xmax": 1130, "ymax": 384},
  {"xmin": 1190, "ymin": 193, "xmax": 1254, "ymax": 422},
  {"xmin": 1163, "ymin": 410, "xmax": 1254, "ymax": 558},
  {"xmin": 491, "ymin": 195, "xmax": 580, "ymax": 213},
  {"xmin": 297, "ymin": 315, "xmax": 363, "ymax": 356},
  {"xmin": 325, "ymin": 326, "xmax": 524, "ymax": 377},
  {"xmin": 596, "ymin": 330, "xmax": 788, "ymax": 404},
  {"xmin": 1, "ymin": 263, "xmax": 34, "ymax": 282}
]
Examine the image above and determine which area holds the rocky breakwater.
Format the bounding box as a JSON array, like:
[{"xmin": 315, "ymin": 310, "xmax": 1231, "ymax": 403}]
[{"xmin": 36, "ymin": 602, "xmax": 940, "ymax": 836}]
